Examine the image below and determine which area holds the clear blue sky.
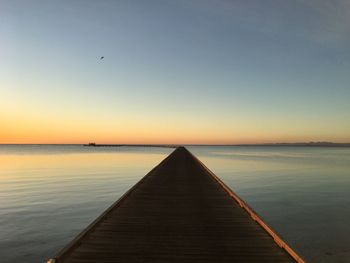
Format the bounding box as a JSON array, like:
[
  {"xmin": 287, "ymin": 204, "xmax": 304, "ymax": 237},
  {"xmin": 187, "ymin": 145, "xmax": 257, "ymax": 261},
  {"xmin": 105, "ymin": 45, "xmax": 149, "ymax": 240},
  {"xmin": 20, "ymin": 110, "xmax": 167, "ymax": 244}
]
[{"xmin": 1, "ymin": 0, "xmax": 350, "ymax": 143}]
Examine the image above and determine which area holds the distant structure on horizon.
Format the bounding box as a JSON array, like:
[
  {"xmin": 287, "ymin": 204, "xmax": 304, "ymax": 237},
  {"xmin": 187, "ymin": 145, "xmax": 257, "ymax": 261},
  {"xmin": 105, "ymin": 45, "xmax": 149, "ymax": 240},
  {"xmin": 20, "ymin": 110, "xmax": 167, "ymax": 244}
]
[{"xmin": 82, "ymin": 142, "xmax": 350, "ymax": 147}]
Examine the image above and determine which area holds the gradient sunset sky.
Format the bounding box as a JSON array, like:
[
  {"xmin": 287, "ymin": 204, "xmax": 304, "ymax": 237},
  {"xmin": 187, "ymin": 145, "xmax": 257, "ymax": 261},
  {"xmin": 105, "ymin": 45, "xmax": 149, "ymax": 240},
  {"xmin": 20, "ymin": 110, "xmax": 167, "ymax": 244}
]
[{"xmin": 1, "ymin": 0, "xmax": 350, "ymax": 144}]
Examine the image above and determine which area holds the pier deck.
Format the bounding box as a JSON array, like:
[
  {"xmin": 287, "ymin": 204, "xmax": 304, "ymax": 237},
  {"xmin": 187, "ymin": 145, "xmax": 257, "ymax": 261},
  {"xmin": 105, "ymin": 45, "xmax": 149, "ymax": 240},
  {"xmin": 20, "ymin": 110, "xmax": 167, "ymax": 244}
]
[{"xmin": 49, "ymin": 147, "xmax": 303, "ymax": 263}]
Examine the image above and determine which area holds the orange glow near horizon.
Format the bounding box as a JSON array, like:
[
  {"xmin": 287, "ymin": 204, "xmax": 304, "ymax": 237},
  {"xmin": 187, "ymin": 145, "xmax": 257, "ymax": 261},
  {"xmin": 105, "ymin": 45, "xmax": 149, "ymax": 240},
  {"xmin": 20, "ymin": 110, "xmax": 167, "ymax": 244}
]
[
  {"xmin": 2, "ymin": 117, "xmax": 349, "ymax": 145},
  {"xmin": 2, "ymin": 84, "xmax": 349, "ymax": 145}
]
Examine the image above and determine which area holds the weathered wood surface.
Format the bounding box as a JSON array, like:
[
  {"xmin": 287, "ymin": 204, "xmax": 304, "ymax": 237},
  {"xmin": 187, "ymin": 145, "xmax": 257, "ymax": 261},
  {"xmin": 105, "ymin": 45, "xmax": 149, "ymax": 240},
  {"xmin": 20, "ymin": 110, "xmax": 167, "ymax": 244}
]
[{"xmin": 50, "ymin": 147, "xmax": 303, "ymax": 263}]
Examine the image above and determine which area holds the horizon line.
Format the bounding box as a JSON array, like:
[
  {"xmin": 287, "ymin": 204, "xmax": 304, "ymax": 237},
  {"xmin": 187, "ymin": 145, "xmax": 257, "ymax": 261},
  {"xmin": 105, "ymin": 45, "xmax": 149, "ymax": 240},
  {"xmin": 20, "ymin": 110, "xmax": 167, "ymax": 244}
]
[{"xmin": 1, "ymin": 142, "xmax": 350, "ymax": 146}]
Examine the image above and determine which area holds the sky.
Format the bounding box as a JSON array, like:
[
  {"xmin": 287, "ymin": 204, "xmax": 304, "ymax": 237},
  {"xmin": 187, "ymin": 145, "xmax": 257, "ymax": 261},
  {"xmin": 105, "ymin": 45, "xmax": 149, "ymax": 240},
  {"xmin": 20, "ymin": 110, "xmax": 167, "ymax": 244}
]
[{"xmin": 1, "ymin": 0, "xmax": 350, "ymax": 144}]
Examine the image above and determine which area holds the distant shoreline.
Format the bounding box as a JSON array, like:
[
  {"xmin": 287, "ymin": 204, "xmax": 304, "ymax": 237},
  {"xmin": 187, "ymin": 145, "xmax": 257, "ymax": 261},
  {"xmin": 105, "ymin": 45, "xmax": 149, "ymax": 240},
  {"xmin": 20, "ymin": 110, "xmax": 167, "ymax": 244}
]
[
  {"xmin": 83, "ymin": 142, "xmax": 350, "ymax": 148},
  {"xmin": 83, "ymin": 143, "xmax": 178, "ymax": 148},
  {"xmin": 1, "ymin": 142, "xmax": 349, "ymax": 147}
]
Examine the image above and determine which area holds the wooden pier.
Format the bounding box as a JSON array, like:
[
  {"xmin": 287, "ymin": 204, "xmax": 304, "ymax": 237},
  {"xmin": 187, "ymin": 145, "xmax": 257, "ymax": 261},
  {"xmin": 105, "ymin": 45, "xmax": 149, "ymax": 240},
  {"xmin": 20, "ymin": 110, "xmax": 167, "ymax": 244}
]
[{"xmin": 48, "ymin": 147, "xmax": 304, "ymax": 263}]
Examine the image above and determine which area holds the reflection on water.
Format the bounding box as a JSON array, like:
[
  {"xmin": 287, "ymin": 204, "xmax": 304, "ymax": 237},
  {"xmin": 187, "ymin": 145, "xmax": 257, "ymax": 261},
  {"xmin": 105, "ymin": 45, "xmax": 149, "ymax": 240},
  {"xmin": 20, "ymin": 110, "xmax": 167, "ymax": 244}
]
[
  {"xmin": 0, "ymin": 145, "xmax": 173, "ymax": 263},
  {"xmin": 0, "ymin": 145, "xmax": 349, "ymax": 263}
]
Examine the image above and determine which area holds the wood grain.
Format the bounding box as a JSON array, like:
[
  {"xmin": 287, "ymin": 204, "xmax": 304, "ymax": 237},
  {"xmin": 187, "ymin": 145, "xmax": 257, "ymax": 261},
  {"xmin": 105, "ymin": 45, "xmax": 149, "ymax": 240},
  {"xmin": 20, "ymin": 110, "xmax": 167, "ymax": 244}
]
[{"xmin": 50, "ymin": 147, "xmax": 302, "ymax": 263}]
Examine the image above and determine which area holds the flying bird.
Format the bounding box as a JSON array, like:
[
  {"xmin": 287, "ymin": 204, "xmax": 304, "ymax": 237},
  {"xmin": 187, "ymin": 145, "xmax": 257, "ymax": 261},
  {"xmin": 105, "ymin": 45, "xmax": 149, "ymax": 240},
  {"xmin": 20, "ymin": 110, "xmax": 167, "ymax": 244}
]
[{"xmin": 100, "ymin": 56, "xmax": 104, "ymax": 60}]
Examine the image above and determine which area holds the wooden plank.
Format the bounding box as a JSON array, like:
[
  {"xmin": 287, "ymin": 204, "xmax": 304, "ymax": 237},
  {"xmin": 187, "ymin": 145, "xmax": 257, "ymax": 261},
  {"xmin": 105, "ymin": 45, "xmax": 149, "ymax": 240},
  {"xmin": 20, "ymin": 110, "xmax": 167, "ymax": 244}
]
[{"xmin": 48, "ymin": 147, "xmax": 304, "ymax": 263}]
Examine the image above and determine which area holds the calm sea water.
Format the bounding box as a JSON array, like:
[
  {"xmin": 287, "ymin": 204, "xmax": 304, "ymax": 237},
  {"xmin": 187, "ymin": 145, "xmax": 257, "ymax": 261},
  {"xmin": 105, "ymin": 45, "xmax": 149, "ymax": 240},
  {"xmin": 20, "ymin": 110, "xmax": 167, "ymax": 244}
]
[{"xmin": 0, "ymin": 145, "xmax": 349, "ymax": 263}]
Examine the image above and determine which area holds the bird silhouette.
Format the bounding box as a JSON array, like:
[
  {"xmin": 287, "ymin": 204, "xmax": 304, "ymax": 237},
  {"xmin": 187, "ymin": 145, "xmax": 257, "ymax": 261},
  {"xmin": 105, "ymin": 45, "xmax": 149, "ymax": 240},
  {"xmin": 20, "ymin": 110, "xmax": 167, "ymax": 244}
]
[{"xmin": 100, "ymin": 56, "xmax": 104, "ymax": 60}]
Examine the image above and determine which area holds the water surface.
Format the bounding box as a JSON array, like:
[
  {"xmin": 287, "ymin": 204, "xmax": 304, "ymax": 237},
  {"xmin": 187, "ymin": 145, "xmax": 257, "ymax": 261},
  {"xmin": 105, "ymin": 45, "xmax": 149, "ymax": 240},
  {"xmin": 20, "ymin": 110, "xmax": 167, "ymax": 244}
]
[
  {"xmin": 0, "ymin": 145, "xmax": 349, "ymax": 263},
  {"xmin": 189, "ymin": 146, "xmax": 350, "ymax": 263},
  {"xmin": 0, "ymin": 145, "xmax": 172, "ymax": 263}
]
